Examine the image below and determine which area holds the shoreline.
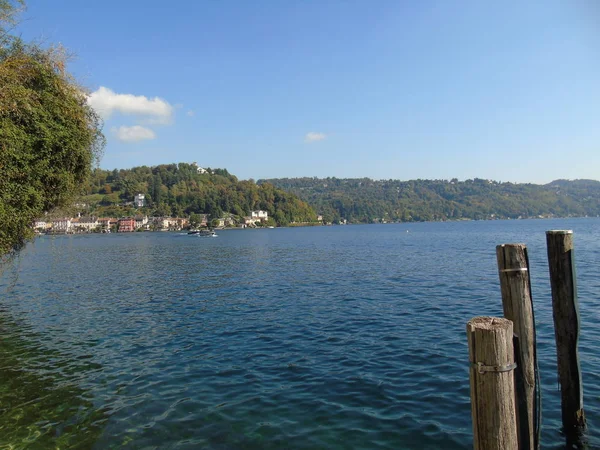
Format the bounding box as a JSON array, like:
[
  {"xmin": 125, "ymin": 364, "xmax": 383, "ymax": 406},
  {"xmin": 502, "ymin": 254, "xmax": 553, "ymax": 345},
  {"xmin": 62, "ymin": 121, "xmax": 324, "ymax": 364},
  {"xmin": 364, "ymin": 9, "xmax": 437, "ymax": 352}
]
[{"xmin": 37, "ymin": 215, "xmax": 598, "ymax": 236}]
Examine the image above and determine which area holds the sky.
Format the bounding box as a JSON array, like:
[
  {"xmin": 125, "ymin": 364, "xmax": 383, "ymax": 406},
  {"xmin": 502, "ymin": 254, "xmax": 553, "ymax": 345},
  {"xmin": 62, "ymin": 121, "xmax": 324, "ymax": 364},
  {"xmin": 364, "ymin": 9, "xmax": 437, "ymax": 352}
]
[{"xmin": 14, "ymin": 1, "xmax": 600, "ymax": 183}]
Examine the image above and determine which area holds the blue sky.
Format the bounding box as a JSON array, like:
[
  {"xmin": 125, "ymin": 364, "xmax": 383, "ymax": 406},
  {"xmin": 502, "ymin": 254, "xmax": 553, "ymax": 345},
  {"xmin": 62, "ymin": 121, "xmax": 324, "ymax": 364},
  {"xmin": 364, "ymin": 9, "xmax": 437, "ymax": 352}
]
[{"xmin": 16, "ymin": 1, "xmax": 600, "ymax": 183}]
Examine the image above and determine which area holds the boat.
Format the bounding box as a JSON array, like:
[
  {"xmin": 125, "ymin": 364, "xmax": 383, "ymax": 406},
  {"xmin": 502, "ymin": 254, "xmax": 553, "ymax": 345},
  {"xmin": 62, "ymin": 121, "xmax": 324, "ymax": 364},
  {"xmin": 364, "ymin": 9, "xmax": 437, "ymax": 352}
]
[{"xmin": 188, "ymin": 229, "xmax": 217, "ymax": 237}]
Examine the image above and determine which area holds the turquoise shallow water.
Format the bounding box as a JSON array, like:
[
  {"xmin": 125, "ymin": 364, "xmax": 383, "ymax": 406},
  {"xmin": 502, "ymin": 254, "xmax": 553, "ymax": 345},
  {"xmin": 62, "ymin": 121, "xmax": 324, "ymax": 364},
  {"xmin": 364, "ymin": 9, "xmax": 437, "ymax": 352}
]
[{"xmin": 1, "ymin": 218, "xmax": 599, "ymax": 449}]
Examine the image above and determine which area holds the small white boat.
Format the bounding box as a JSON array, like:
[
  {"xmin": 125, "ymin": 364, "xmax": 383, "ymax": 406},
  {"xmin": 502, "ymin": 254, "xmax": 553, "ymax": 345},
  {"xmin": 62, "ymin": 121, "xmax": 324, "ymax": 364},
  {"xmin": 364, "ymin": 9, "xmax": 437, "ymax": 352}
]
[{"xmin": 188, "ymin": 229, "xmax": 217, "ymax": 237}]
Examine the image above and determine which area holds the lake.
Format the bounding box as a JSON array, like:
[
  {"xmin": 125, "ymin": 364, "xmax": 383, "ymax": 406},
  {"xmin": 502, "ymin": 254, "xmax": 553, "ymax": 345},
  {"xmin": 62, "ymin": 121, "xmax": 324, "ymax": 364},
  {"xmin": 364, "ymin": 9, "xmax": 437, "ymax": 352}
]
[{"xmin": 1, "ymin": 219, "xmax": 599, "ymax": 449}]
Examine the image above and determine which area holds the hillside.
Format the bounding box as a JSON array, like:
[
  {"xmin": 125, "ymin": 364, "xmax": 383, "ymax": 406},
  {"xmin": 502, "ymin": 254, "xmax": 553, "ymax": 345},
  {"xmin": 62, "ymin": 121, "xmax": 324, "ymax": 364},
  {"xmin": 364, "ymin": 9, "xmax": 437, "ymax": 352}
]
[
  {"xmin": 74, "ymin": 163, "xmax": 317, "ymax": 226},
  {"xmin": 259, "ymin": 177, "xmax": 600, "ymax": 223}
]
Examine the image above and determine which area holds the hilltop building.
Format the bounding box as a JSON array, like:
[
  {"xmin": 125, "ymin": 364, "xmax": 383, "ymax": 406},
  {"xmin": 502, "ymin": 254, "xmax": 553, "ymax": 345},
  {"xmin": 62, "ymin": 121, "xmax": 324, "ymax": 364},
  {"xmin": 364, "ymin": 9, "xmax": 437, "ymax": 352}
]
[
  {"xmin": 191, "ymin": 162, "xmax": 208, "ymax": 174},
  {"xmin": 134, "ymin": 194, "xmax": 145, "ymax": 207}
]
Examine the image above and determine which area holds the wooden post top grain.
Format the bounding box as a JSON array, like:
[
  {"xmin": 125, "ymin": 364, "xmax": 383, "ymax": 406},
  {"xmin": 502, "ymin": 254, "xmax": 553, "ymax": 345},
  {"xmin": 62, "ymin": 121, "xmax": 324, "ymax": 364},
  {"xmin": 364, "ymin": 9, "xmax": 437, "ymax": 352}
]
[
  {"xmin": 468, "ymin": 317, "xmax": 515, "ymax": 371},
  {"xmin": 468, "ymin": 316, "xmax": 512, "ymax": 332}
]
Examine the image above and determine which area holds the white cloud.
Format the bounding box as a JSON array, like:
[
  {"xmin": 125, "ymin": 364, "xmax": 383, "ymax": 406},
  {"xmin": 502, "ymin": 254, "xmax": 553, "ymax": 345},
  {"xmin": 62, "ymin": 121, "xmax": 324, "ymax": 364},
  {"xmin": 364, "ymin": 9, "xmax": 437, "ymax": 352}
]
[
  {"xmin": 305, "ymin": 132, "xmax": 327, "ymax": 143},
  {"xmin": 88, "ymin": 86, "xmax": 174, "ymax": 121},
  {"xmin": 187, "ymin": 110, "xmax": 195, "ymax": 117},
  {"xmin": 112, "ymin": 125, "xmax": 156, "ymax": 142}
]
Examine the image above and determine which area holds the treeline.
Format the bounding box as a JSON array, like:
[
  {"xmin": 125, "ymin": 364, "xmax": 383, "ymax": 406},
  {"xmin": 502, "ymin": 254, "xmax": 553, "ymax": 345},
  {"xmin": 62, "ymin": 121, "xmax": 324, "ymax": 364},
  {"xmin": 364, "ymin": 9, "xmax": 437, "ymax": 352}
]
[
  {"xmin": 78, "ymin": 163, "xmax": 317, "ymax": 226},
  {"xmin": 259, "ymin": 177, "xmax": 600, "ymax": 223}
]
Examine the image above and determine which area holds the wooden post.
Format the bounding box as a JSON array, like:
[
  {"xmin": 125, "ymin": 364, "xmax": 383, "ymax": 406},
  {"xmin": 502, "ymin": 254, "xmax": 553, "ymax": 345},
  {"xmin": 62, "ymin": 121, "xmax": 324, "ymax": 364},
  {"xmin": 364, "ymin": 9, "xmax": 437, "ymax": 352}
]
[
  {"xmin": 467, "ymin": 317, "xmax": 518, "ymax": 450},
  {"xmin": 546, "ymin": 230, "xmax": 586, "ymax": 439},
  {"xmin": 496, "ymin": 244, "xmax": 536, "ymax": 450}
]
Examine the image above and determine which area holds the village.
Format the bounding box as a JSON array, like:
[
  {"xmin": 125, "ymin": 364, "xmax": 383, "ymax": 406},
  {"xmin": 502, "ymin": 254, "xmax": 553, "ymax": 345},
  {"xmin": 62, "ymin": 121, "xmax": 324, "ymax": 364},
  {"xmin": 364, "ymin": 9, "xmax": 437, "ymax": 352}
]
[{"xmin": 33, "ymin": 210, "xmax": 271, "ymax": 234}]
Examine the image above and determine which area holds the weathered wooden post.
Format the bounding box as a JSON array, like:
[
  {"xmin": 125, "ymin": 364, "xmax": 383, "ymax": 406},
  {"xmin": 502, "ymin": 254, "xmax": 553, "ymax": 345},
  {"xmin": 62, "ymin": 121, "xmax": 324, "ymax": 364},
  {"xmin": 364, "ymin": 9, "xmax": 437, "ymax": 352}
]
[
  {"xmin": 546, "ymin": 230, "xmax": 586, "ymax": 439},
  {"xmin": 496, "ymin": 243, "xmax": 537, "ymax": 450},
  {"xmin": 467, "ymin": 317, "xmax": 518, "ymax": 450}
]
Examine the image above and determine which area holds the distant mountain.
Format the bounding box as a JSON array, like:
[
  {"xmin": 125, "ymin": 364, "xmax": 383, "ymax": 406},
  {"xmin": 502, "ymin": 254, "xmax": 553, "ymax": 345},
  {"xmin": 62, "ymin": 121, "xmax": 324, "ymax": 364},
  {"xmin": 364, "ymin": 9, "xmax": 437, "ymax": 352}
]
[
  {"xmin": 259, "ymin": 177, "xmax": 600, "ymax": 223},
  {"xmin": 77, "ymin": 163, "xmax": 317, "ymax": 226}
]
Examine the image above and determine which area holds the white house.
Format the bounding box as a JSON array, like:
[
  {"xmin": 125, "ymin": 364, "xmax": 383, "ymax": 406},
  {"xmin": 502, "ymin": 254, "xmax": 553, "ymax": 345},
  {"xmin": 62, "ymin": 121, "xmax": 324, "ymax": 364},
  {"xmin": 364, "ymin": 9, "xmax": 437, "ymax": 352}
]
[
  {"xmin": 191, "ymin": 162, "xmax": 208, "ymax": 174},
  {"xmin": 33, "ymin": 220, "xmax": 48, "ymax": 231},
  {"xmin": 134, "ymin": 193, "xmax": 145, "ymax": 207},
  {"xmin": 134, "ymin": 215, "xmax": 149, "ymax": 229},
  {"xmin": 52, "ymin": 218, "xmax": 72, "ymax": 232},
  {"xmin": 251, "ymin": 210, "xmax": 268, "ymax": 221},
  {"xmin": 78, "ymin": 217, "xmax": 99, "ymax": 231}
]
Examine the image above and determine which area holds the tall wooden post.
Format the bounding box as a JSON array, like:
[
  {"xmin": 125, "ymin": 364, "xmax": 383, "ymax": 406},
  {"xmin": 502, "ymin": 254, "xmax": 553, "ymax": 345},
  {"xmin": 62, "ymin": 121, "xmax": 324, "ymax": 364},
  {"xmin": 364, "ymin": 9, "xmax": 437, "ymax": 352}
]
[
  {"xmin": 496, "ymin": 244, "xmax": 536, "ymax": 450},
  {"xmin": 467, "ymin": 317, "xmax": 518, "ymax": 450},
  {"xmin": 546, "ymin": 230, "xmax": 586, "ymax": 439}
]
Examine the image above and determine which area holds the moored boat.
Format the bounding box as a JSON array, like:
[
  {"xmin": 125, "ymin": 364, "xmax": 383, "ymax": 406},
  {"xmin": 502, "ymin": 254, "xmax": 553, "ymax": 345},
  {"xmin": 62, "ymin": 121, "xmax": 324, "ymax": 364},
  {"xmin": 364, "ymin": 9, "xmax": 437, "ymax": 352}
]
[{"xmin": 188, "ymin": 229, "xmax": 217, "ymax": 237}]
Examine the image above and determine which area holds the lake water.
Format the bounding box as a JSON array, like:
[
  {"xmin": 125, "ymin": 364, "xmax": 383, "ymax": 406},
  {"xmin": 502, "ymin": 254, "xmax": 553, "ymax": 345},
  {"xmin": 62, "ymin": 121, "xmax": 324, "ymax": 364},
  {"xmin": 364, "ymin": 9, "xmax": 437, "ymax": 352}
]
[{"xmin": 1, "ymin": 219, "xmax": 599, "ymax": 449}]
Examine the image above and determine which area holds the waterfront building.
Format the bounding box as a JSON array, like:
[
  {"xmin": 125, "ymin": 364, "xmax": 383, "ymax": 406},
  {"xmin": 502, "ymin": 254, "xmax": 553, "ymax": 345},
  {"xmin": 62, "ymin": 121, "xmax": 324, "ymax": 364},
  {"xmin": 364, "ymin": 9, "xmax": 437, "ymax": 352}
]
[
  {"xmin": 251, "ymin": 210, "xmax": 268, "ymax": 221},
  {"xmin": 118, "ymin": 217, "xmax": 136, "ymax": 232}
]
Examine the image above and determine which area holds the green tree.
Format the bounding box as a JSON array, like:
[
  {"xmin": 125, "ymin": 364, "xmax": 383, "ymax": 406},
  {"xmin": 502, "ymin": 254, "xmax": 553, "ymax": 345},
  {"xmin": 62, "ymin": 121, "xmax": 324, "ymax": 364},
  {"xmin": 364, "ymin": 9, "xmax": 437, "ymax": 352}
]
[
  {"xmin": 189, "ymin": 213, "xmax": 201, "ymax": 228},
  {"xmin": 153, "ymin": 203, "xmax": 171, "ymax": 217},
  {"xmin": 0, "ymin": 6, "xmax": 105, "ymax": 257},
  {"xmin": 75, "ymin": 163, "xmax": 319, "ymax": 226}
]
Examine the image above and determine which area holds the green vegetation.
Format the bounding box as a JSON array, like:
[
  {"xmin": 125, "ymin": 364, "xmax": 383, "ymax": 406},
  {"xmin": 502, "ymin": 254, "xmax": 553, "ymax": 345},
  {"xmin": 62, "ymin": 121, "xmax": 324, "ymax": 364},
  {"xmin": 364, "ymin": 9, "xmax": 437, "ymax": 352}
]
[
  {"xmin": 0, "ymin": 0, "xmax": 104, "ymax": 256},
  {"xmin": 77, "ymin": 164, "xmax": 317, "ymax": 226},
  {"xmin": 261, "ymin": 177, "xmax": 600, "ymax": 223}
]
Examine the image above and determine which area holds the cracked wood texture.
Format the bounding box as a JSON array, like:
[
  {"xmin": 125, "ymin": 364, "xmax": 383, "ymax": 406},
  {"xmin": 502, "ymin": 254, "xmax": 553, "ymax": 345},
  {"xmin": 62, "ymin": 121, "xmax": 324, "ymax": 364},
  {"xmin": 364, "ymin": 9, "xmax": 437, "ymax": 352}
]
[
  {"xmin": 496, "ymin": 243, "xmax": 535, "ymax": 450},
  {"xmin": 467, "ymin": 317, "xmax": 518, "ymax": 450},
  {"xmin": 546, "ymin": 230, "xmax": 586, "ymax": 440}
]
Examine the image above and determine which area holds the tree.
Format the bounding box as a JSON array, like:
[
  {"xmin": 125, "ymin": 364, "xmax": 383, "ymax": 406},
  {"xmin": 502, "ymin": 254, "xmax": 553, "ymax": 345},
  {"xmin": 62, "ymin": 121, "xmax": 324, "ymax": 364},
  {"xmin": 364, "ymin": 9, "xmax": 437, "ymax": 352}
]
[
  {"xmin": 0, "ymin": 1, "xmax": 24, "ymax": 44},
  {"xmin": 189, "ymin": 213, "xmax": 201, "ymax": 228},
  {"xmin": 153, "ymin": 203, "xmax": 171, "ymax": 218},
  {"xmin": 0, "ymin": 2, "xmax": 105, "ymax": 257}
]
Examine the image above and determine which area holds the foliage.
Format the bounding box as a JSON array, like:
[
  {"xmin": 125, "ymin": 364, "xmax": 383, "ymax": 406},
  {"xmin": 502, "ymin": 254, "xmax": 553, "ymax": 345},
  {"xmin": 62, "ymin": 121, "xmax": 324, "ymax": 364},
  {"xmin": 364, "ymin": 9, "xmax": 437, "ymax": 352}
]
[
  {"xmin": 189, "ymin": 213, "xmax": 202, "ymax": 228},
  {"xmin": 260, "ymin": 177, "xmax": 600, "ymax": 223},
  {"xmin": 0, "ymin": 3, "xmax": 105, "ymax": 256},
  {"xmin": 0, "ymin": 1, "xmax": 24, "ymax": 40},
  {"xmin": 78, "ymin": 163, "xmax": 318, "ymax": 226}
]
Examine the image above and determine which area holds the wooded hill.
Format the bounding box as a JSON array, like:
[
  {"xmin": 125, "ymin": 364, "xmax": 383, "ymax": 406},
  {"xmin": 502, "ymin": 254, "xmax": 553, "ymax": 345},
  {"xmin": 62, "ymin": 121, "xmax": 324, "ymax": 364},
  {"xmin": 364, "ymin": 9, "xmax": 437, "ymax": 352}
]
[
  {"xmin": 77, "ymin": 166, "xmax": 600, "ymax": 226},
  {"xmin": 77, "ymin": 163, "xmax": 317, "ymax": 226},
  {"xmin": 259, "ymin": 177, "xmax": 600, "ymax": 223}
]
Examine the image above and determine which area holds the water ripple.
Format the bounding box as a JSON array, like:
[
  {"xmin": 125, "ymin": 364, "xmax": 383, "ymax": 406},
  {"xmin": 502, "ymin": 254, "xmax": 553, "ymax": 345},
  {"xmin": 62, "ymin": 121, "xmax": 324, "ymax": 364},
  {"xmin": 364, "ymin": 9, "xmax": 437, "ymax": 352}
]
[{"xmin": 1, "ymin": 218, "xmax": 599, "ymax": 448}]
